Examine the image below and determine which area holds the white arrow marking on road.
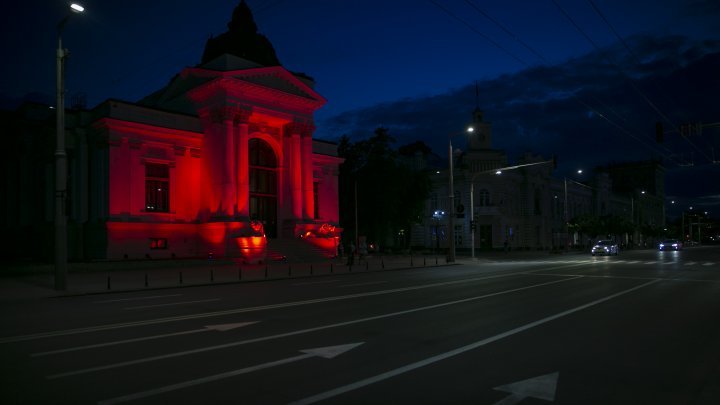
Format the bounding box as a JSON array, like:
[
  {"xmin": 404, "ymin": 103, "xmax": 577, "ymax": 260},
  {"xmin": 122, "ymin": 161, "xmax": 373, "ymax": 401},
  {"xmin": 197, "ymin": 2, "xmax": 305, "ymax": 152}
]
[
  {"xmin": 47, "ymin": 277, "xmax": 581, "ymax": 380},
  {"xmin": 493, "ymin": 372, "xmax": 559, "ymax": 404},
  {"xmin": 32, "ymin": 322, "xmax": 257, "ymax": 357},
  {"xmin": 97, "ymin": 342, "xmax": 363, "ymax": 405},
  {"xmin": 289, "ymin": 280, "xmax": 659, "ymax": 405}
]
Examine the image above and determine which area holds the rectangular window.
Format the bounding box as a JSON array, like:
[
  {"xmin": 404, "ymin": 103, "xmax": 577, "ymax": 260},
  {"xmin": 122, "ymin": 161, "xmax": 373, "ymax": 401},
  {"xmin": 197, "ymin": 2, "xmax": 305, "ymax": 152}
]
[
  {"xmin": 145, "ymin": 163, "xmax": 169, "ymax": 212},
  {"xmin": 313, "ymin": 182, "xmax": 319, "ymax": 219},
  {"xmin": 149, "ymin": 238, "xmax": 167, "ymax": 250}
]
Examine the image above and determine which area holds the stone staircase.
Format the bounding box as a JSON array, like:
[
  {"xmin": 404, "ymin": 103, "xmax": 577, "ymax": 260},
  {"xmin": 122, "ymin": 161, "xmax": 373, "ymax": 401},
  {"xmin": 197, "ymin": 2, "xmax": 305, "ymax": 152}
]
[{"xmin": 266, "ymin": 238, "xmax": 333, "ymax": 263}]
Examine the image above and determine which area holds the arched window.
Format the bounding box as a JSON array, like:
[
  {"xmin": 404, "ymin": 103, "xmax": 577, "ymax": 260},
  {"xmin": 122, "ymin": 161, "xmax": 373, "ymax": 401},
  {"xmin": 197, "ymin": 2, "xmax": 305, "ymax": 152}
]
[
  {"xmin": 478, "ymin": 189, "xmax": 490, "ymax": 207},
  {"xmin": 534, "ymin": 188, "xmax": 542, "ymax": 215},
  {"xmin": 249, "ymin": 138, "xmax": 278, "ymax": 237}
]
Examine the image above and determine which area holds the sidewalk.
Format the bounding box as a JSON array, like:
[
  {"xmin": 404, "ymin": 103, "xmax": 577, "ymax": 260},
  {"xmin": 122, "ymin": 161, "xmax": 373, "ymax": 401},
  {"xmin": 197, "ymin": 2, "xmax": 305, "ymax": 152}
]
[{"xmin": 0, "ymin": 250, "xmax": 585, "ymax": 300}]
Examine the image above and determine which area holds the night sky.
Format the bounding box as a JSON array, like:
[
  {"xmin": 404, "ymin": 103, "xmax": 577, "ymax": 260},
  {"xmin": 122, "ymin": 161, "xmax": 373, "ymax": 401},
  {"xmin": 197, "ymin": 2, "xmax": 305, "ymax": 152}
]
[{"xmin": 2, "ymin": 0, "xmax": 719, "ymax": 216}]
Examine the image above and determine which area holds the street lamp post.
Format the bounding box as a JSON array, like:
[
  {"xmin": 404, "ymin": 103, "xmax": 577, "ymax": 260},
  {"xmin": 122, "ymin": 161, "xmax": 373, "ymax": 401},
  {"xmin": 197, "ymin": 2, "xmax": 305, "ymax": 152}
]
[
  {"xmin": 447, "ymin": 137, "xmax": 455, "ymax": 263},
  {"xmin": 447, "ymin": 127, "xmax": 474, "ymax": 263},
  {"xmin": 563, "ymin": 169, "xmax": 584, "ymax": 250},
  {"xmin": 55, "ymin": 3, "xmax": 84, "ymax": 291}
]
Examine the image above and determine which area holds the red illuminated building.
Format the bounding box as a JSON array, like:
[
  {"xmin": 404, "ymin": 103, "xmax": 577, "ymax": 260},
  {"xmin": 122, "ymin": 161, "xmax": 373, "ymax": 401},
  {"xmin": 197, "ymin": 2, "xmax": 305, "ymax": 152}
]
[{"xmin": 2, "ymin": 1, "xmax": 342, "ymax": 262}]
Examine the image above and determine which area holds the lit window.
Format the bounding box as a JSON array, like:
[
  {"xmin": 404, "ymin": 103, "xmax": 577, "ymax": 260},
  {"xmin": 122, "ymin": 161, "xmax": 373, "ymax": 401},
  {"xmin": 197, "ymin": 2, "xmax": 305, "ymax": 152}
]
[
  {"xmin": 149, "ymin": 238, "xmax": 167, "ymax": 249},
  {"xmin": 145, "ymin": 163, "xmax": 169, "ymax": 212}
]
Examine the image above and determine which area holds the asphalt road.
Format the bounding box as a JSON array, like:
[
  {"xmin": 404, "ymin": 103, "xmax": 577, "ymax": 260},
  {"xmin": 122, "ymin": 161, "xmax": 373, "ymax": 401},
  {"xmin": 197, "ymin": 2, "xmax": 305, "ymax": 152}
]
[{"xmin": 2, "ymin": 246, "xmax": 720, "ymax": 404}]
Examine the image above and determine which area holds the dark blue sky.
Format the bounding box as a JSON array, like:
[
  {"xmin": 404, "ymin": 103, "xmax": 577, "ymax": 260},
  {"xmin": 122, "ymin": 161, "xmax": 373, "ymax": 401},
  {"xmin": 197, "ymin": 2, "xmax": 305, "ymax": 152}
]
[{"xmin": 2, "ymin": 0, "xmax": 719, "ymax": 214}]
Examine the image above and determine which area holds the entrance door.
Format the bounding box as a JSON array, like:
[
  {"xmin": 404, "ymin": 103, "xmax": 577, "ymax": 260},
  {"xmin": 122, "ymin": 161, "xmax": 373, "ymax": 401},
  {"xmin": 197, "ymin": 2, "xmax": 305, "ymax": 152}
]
[
  {"xmin": 479, "ymin": 225, "xmax": 493, "ymax": 250},
  {"xmin": 249, "ymin": 138, "xmax": 278, "ymax": 238}
]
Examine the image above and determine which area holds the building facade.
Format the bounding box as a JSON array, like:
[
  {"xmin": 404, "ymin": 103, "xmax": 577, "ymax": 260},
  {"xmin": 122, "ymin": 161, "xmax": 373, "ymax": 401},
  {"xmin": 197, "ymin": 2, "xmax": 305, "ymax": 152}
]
[
  {"xmin": 1, "ymin": 1, "xmax": 342, "ymax": 262},
  {"xmin": 414, "ymin": 109, "xmax": 666, "ymax": 252}
]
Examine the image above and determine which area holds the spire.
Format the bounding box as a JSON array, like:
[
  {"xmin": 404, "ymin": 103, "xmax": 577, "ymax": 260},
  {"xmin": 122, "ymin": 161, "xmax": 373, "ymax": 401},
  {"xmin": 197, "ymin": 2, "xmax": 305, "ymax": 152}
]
[{"xmin": 201, "ymin": 0, "xmax": 281, "ymax": 67}]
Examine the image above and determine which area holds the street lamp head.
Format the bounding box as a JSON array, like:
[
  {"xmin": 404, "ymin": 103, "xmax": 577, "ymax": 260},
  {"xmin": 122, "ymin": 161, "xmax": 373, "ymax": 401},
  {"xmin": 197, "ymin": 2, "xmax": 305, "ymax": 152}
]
[
  {"xmin": 577, "ymin": 169, "xmax": 583, "ymax": 174},
  {"xmin": 467, "ymin": 126, "xmax": 474, "ymax": 133},
  {"xmin": 70, "ymin": 3, "xmax": 85, "ymax": 13},
  {"xmin": 495, "ymin": 170, "xmax": 502, "ymax": 175}
]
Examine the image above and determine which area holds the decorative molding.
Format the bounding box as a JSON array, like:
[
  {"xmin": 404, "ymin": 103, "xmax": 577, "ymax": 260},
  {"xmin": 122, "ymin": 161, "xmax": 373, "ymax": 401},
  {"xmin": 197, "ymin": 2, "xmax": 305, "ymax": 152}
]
[
  {"xmin": 198, "ymin": 105, "xmax": 253, "ymax": 125},
  {"xmin": 234, "ymin": 106, "xmax": 252, "ymax": 125},
  {"xmin": 189, "ymin": 148, "xmax": 202, "ymax": 158},
  {"xmin": 284, "ymin": 120, "xmax": 315, "ymax": 137},
  {"xmin": 174, "ymin": 146, "xmax": 187, "ymax": 156},
  {"xmin": 249, "ymin": 123, "xmax": 280, "ymax": 136}
]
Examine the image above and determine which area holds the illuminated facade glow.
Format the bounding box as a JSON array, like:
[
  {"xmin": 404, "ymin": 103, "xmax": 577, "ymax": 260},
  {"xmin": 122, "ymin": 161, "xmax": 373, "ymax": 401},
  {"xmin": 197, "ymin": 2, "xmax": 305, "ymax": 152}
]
[{"xmin": 1, "ymin": 1, "xmax": 343, "ymax": 262}]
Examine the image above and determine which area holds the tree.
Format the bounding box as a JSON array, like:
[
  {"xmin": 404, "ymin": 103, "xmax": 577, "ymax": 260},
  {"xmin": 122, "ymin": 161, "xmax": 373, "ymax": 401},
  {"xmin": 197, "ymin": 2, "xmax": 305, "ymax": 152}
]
[{"xmin": 338, "ymin": 128, "xmax": 432, "ymax": 249}]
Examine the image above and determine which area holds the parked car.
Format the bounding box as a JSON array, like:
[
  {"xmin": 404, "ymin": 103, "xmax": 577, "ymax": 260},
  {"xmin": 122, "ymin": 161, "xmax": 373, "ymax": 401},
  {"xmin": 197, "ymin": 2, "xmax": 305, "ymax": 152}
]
[
  {"xmin": 591, "ymin": 240, "xmax": 619, "ymax": 256},
  {"xmin": 658, "ymin": 239, "xmax": 683, "ymax": 251}
]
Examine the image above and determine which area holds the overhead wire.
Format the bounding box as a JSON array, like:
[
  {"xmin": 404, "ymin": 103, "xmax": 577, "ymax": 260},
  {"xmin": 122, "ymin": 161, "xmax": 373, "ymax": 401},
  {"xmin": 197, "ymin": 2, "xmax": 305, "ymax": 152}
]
[
  {"xmin": 550, "ymin": 0, "xmax": 712, "ymax": 164},
  {"xmin": 427, "ymin": 0, "xmax": 532, "ymax": 68},
  {"xmin": 587, "ymin": 0, "xmax": 713, "ymax": 165},
  {"xmin": 432, "ymin": 0, "xmax": 680, "ymax": 165}
]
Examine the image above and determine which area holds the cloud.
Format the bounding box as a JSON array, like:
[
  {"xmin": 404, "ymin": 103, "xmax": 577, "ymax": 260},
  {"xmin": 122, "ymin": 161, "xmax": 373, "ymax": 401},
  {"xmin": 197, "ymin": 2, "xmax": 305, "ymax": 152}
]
[{"xmin": 317, "ymin": 34, "xmax": 720, "ymax": 201}]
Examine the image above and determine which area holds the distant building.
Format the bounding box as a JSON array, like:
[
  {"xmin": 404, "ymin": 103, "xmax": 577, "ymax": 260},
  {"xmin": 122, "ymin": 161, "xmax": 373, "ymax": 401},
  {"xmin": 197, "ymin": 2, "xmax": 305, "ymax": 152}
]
[
  {"xmin": 414, "ymin": 109, "xmax": 666, "ymax": 252},
  {"xmin": 1, "ymin": 1, "xmax": 342, "ymax": 262}
]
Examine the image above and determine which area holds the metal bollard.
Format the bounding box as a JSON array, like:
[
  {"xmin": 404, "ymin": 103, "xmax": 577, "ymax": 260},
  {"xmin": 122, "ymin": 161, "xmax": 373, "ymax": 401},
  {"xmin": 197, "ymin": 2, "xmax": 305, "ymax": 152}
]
[
  {"xmin": 179, "ymin": 271, "xmax": 183, "ymax": 285},
  {"xmin": 330, "ymin": 263, "xmax": 334, "ymax": 273},
  {"xmin": 310, "ymin": 264, "xmax": 313, "ymax": 275},
  {"xmin": 436, "ymin": 257, "xmax": 438, "ymax": 265},
  {"xmin": 366, "ymin": 261, "xmax": 369, "ymax": 271},
  {"xmin": 288, "ymin": 264, "xmax": 292, "ymax": 277},
  {"xmin": 238, "ymin": 267, "xmax": 242, "ymax": 281},
  {"xmin": 411, "ymin": 256, "xmax": 414, "ymax": 267},
  {"xmin": 382, "ymin": 258, "xmax": 385, "ymax": 269},
  {"xmin": 265, "ymin": 264, "xmax": 269, "ymax": 279},
  {"xmin": 107, "ymin": 276, "xmax": 111, "ymax": 290},
  {"xmin": 210, "ymin": 269, "xmax": 214, "ymax": 282},
  {"xmin": 145, "ymin": 273, "xmax": 148, "ymax": 287},
  {"xmin": 424, "ymin": 257, "xmax": 426, "ymax": 267}
]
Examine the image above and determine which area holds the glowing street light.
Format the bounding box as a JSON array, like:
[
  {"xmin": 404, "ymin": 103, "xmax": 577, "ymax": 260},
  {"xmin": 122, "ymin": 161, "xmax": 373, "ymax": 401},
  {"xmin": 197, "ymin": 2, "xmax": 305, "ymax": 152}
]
[
  {"xmin": 447, "ymin": 126, "xmax": 474, "ymax": 263},
  {"xmin": 55, "ymin": 2, "xmax": 85, "ymax": 290}
]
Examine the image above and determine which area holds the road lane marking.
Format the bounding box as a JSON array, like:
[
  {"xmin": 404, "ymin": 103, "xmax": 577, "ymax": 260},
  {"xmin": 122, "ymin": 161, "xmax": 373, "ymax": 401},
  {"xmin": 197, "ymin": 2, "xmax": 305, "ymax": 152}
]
[
  {"xmin": 685, "ymin": 262, "xmax": 697, "ymax": 266},
  {"xmin": 94, "ymin": 294, "xmax": 182, "ymax": 303},
  {"xmin": 292, "ymin": 280, "xmax": 342, "ymax": 286},
  {"xmin": 46, "ymin": 276, "xmax": 581, "ymax": 379},
  {"xmin": 703, "ymin": 262, "xmax": 714, "ymax": 266},
  {"xmin": 493, "ymin": 372, "xmax": 559, "ymax": 404},
  {"xmin": 124, "ymin": 299, "xmax": 220, "ymax": 310},
  {"xmin": 289, "ymin": 279, "xmax": 661, "ymax": 405},
  {"xmin": 340, "ymin": 281, "xmax": 389, "ymax": 288},
  {"xmin": 31, "ymin": 323, "xmax": 257, "ymax": 357},
  {"xmin": 97, "ymin": 343, "xmax": 363, "ymax": 405},
  {"xmin": 2, "ymin": 264, "xmax": 587, "ymax": 344}
]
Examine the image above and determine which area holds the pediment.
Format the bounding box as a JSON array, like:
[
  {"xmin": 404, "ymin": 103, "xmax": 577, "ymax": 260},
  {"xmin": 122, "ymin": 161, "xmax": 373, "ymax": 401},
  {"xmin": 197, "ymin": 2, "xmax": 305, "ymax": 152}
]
[{"xmin": 139, "ymin": 55, "xmax": 326, "ymax": 114}]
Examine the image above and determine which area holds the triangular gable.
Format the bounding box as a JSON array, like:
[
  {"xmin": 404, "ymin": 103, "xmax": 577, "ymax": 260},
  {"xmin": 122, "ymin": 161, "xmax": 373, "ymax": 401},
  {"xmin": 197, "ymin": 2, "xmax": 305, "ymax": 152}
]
[{"xmin": 185, "ymin": 64, "xmax": 326, "ymax": 105}]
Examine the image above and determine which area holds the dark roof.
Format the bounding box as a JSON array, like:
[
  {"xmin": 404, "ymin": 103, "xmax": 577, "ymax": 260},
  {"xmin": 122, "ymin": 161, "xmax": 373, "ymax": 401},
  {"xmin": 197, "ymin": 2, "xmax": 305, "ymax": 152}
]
[{"xmin": 201, "ymin": 0, "xmax": 281, "ymax": 67}]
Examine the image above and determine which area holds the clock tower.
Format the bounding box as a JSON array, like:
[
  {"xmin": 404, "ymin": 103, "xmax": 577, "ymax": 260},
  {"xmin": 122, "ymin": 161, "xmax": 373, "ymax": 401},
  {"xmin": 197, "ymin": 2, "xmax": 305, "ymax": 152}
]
[{"xmin": 468, "ymin": 108, "xmax": 492, "ymax": 150}]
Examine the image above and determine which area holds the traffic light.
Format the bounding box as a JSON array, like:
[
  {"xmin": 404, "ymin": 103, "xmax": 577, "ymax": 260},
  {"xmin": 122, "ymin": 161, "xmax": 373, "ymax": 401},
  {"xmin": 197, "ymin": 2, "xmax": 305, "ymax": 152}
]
[{"xmin": 656, "ymin": 122, "xmax": 663, "ymax": 143}]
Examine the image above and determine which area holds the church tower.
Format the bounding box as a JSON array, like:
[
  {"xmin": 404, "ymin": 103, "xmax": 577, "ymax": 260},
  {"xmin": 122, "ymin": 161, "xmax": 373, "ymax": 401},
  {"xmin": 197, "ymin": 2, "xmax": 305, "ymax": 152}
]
[{"xmin": 468, "ymin": 108, "xmax": 493, "ymax": 150}]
